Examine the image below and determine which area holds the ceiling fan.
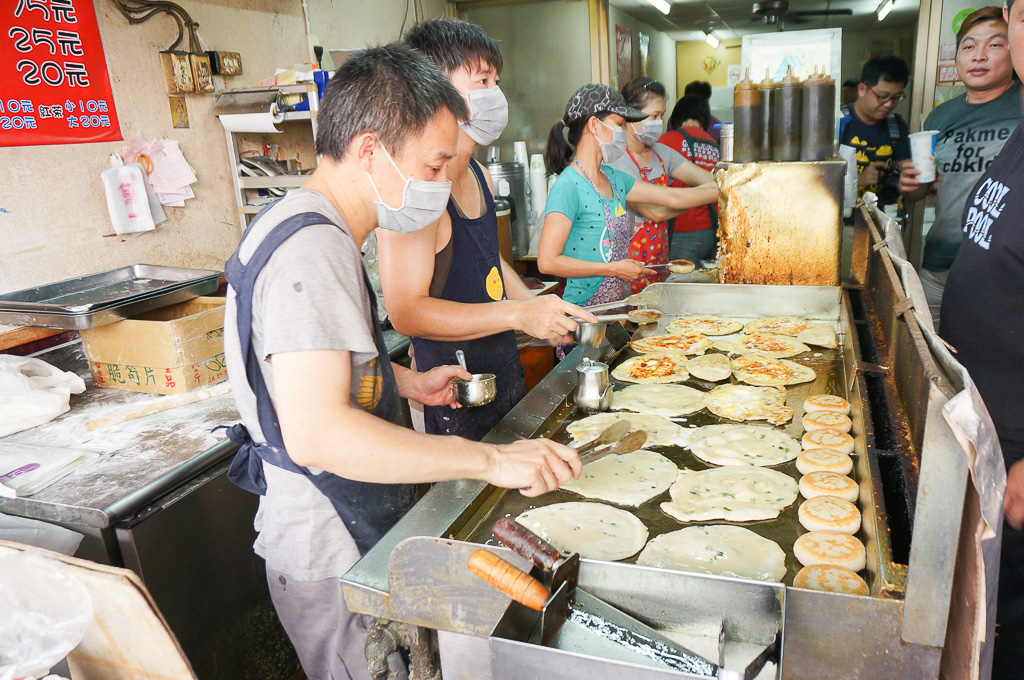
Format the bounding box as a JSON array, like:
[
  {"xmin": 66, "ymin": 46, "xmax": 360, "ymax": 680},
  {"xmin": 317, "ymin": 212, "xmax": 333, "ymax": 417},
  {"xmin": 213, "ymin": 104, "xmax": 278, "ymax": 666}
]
[{"xmin": 751, "ymin": 0, "xmax": 852, "ymax": 25}]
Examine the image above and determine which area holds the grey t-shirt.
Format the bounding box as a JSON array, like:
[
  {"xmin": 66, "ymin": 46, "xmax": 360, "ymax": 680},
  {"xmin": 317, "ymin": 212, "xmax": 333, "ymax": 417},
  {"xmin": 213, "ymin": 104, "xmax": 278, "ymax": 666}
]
[
  {"xmin": 608, "ymin": 142, "xmax": 688, "ymax": 234},
  {"xmin": 922, "ymin": 81, "xmax": 1022, "ymax": 271},
  {"xmin": 223, "ymin": 189, "xmax": 379, "ymax": 581}
]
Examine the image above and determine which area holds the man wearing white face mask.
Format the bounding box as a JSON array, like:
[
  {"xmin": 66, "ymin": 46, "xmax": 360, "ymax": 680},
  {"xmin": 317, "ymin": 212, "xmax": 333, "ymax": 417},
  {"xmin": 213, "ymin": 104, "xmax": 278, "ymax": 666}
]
[
  {"xmin": 222, "ymin": 45, "xmax": 581, "ymax": 680},
  {"xmin": 376, "ymin": 18, "xmax": 596, "ymax": 441}
]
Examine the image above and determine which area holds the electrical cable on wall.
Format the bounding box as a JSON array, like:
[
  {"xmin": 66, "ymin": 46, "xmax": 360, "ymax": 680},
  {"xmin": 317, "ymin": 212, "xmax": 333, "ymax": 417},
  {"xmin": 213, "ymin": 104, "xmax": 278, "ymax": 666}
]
[{"xmin": 108, "ymin": 0, "xmax": 201, "ymax": 52}]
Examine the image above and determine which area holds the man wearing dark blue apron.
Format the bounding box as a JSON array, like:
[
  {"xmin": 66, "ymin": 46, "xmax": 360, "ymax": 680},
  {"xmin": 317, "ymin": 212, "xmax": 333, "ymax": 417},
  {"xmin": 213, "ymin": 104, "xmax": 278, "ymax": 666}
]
[
  {"xmin": 222, "ymin": 45, "xmax": 581, "ymax": 680},
  {"xmin": 377, "ymin": 19, "xmax": 597, "ymax": 441}
]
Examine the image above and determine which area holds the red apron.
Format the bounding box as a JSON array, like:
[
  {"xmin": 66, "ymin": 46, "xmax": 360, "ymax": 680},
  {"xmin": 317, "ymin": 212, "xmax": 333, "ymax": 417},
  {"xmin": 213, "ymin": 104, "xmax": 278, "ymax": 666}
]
[{"xmin": 626, "ymin": 147, "xmax": 671, "ymax": 294}]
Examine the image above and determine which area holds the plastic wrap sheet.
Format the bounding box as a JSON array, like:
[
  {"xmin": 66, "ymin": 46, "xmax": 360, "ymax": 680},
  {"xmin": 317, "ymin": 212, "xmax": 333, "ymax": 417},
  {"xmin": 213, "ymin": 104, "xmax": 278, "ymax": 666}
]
[{"xmin": 864, "ymin": 194, "xmax": 1005, "ymax": 679}]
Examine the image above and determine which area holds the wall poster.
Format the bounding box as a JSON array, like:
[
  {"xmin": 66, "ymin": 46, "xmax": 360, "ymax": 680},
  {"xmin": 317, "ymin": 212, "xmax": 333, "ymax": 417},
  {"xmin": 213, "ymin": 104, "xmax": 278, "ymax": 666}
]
[
  {"xmin": 1, "ymin": 0, "xmax": 121, "ymax": 147},
  {"xmin": 616, "ymin": 25, "xmax": 632, "ymax": 89}
]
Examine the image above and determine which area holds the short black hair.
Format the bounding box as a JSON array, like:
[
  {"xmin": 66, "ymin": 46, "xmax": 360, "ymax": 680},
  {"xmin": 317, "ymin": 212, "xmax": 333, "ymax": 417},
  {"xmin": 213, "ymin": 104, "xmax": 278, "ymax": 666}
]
[
  {"xmin": 859, "ymin": 55, "xmax": 909, "ymax": 88},
  {"xmin": 621, "ymin": 77, "xmax": 666, "ymax": 109},
  {"xmin": 404, "ymin": 18, "xmax": 503, "ymax": 76},
  {"xmin": 669, "ymin": 95, "xmax": 711, "ymax": 130},
  {"xmin": 842, "ymin": 78, "xmax": 860, "ymax": 88},
  {"xmin": 683, "ymin": 80, "xmax": 712, "ymax": 100},
  {"xmin": 315, "ymin": 44, "xmax": 468, "ymax": 160}
]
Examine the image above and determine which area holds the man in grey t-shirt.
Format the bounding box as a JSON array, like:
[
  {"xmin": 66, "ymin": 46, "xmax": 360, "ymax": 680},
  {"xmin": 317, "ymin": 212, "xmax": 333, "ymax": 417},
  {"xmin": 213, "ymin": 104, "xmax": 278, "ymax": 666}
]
[
  {"xmin": 224, "ymin": 45, "xmax": 581, "ymax": 680},
  {"xmin": 901, "ymin": 7, "xmax": 1023, "ymax": 325}
]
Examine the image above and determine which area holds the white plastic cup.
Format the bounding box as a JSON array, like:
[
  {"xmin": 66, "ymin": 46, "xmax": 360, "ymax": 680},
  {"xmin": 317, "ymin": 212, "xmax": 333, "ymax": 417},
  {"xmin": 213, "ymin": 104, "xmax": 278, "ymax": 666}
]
[
  {"xmin": 909, "ymin": 130, "xmax": 939, "ymax": 183},
  {"xmin": 513, "ymin": 141, "xmax": 528, "ymax": 164}
]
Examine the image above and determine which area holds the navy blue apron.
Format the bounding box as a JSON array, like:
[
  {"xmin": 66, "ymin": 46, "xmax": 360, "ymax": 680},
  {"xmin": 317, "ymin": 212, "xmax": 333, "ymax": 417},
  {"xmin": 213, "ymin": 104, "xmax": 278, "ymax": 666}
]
[
  {"xmin": 223, "ymin": 206, "xmax": 417, "ymax": 556},
  {"xmin": 412, "ymin": 160, "xmax": 527, "ymax": 440}
]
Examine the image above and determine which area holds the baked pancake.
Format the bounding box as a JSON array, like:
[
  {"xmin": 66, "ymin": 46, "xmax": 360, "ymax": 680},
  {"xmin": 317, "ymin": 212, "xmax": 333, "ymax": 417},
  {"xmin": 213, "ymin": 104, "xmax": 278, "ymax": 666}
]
[
  {"xmin": 802, "ymin": 429, "xmax": 855, "ymax": 454},
  {"xmin": 799, "ymin": 471, "xmax": 859, "ymax": 502},
  {"xmin": 687, "ymin": 353, "xmax": 732, "ymax": 382},
  {"xmin": 611, "ymin": 383, "xmax": 706, "ymax": 417},
  {"xmin": 666, "ymin": 315, "xmax": 743, "ymax": 336},
  {"xmin": 798, "ymin": 496, "xmax": 861, "ymax": 534},
  {"xmin": 612, "ymin": 353, "xmax": 689, "ymax": 384},
  {"xmin": 797, "ymin": 324, "xmax": 839, "ymax": 349},
  {"xmin": 796, "ymin": 449, "xmax": 854, "ymax": 476},
  {"xmin": 732, "ymin": 355, "xmax": 816, "ymax": 386},
  {"xmin": 794, "ymin": 564, "xmax": 869, "ymax": 596},
  {"xmin": 636, "ymin": 525, "xmax": 787, "ymax": 582},
  {"xmin": 743, "ymin": 316, "xmax": 818, "ymax": 336},
  {"xmin": 660, "ymin": 465, "xmax": 799, "ymax": 522},
  {"xmin": 802, "ymin": 411, "xmax": 853, "ymax": 433},
  {"xmin": 706, "ymin": 384, "xmax": 793, "ymax": 425},
  {"xmin": 689, "ymin": 424, "xmax": 801, "ymax": 467},
  {"xmin": 713, "ymin": 333, "xmax": 810, "ymax": 359},
  {"xmin": 794, "ymin": 531, "xmax": 866, "ymax": 572},
  {"xmin": 631, "ymin": 332, "xmax": 713, "ymax": 357},
  {"xmin": 802, "ymin": 394, "xmax": 852, "ymax": 415},
  {"xmin": 515, "ymin": 502, "xmax": 648, "ymax": 561}
]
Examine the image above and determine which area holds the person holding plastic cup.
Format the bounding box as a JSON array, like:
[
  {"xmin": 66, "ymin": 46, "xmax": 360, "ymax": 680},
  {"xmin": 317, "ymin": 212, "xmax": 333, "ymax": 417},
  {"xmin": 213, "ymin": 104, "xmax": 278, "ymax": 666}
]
[{"xmin": 900, "ymin": 6, "xmax": 1022, "ymax": 325}]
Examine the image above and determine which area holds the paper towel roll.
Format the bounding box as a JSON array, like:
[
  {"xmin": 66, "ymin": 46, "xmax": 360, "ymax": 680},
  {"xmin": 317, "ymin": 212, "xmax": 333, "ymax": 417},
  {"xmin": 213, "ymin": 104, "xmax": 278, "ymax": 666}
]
[{"xmin": 219, "ymin": 104, "xmax": 285, "ymax": 133}]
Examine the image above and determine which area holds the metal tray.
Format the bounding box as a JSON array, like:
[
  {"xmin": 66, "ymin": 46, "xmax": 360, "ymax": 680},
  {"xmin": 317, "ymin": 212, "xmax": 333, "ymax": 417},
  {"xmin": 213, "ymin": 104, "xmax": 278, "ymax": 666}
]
[{"xmin": 0, "ymin": 265, "xmax": 221, "ymax": 329}]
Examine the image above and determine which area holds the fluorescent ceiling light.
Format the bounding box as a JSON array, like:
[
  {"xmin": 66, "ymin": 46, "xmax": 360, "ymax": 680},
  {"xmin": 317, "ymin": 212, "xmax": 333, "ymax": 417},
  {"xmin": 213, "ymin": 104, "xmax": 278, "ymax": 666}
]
[
  {"xmin": 644, "ymin": 0, "xmax": 672, "ymax": 15},
  {"xmin": 705, "ymin": 31, "xmax": 720, "ymax": 48},
  {"xmin": 876, "ymin": 0, "xmax": 894, "ymax": 21}
]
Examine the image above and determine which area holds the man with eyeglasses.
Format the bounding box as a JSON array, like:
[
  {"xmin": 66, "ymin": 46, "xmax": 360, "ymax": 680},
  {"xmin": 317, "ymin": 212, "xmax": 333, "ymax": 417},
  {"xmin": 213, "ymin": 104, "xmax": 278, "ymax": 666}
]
[{"xmin": 840, "ymin": 55, "xmax": 912, "ymax": 207}]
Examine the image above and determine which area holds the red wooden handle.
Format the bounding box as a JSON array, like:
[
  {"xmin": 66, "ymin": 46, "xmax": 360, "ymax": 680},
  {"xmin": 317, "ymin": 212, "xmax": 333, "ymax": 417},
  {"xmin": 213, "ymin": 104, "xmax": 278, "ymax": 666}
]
[
  {"xmin": 493, "ymin": 518, "xmax": 561, "ymax": 570},
  {"xmin": 468, "ymin": 549, "xmax": 549, "ymax": 611}
]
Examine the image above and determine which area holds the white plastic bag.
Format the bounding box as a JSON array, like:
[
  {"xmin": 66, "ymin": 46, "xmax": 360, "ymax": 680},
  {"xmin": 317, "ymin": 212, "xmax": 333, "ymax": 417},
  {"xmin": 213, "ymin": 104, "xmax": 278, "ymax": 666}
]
[
  {"xmin": 0, "ymin": 552, "xmax": 93, "ymax": 680},
  {"xmin": 0, "ymin": 356, "xmax": 86, "ymax": 438}
]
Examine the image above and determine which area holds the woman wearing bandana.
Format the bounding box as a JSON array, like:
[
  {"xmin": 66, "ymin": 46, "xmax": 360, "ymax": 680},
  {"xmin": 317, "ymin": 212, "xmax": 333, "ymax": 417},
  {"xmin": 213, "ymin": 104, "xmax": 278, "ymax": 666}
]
[
  {"xmin": 608, "ymin": 77, "xmax": 717, "ymax": 293},
  {"xmin": 538, "ymin": 83, "xmax": 718, "ymax": 310}
]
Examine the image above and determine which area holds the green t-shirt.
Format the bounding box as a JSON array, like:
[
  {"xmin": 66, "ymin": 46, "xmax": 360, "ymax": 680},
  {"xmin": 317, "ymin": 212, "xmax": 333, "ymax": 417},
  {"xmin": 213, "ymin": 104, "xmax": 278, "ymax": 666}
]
[
  {"xmin": 922, "ymin": 81, "xmax": 1022, "ymax": 271},
  {"xmin": 544, "ymin": 164, "xmax": 636, "ymax": 304}
]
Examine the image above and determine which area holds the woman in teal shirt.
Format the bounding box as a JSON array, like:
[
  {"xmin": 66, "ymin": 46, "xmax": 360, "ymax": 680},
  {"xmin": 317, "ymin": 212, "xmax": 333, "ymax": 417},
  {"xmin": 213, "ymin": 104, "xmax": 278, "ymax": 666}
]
[{"xmin": 538, "ymin": 84, "xmax": 719, "ymax": 306}]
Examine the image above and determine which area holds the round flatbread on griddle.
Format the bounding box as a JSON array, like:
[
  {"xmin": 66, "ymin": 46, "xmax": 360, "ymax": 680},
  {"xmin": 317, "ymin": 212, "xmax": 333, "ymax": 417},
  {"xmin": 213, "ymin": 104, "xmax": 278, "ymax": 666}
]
[
  {"xmin": 687, "ymin": 353, "xmax": 732, "ymax": 382},
  {"xmin": 631, "ymin": 332, "xmax": 712, "ymax": 357},
  {"xmin": 732, "ymin": 354, "xmax": 816, "ymax": 387},
  {"xmin": 636, "ymin": 525, "xmax": 787, "ymax": 582},
  {"xmin": 566, "ymin": 412, "xmax": 688, "ymax": 448},
  {"xmin": 666, "ymin": 315, "xmax": 743, "ymax": 336},
  {"xmin": 612, "ymin": 353, "xmax": 689, "ymax": 384},
  {"xmin": 713, "ymin": 333, "xmax": 810, "ymax": 359},
  {"xmin": 688, "ymin": 424, "xmax": 801, "ymax": 467},
  {"xmin": 660, "ymin": 465, "xmax": 798, "ymax": 523},
  {"xmin": 562, "ymin": 450, "xmax": 678, "ymax": 507},
  {"xmin": 515, "ymin": 502, "xmax": 648, "ymax": 561},
  {"xmin": 743, "ymin": 316, "xmax": 818, "ymax": 336},
  {"xmin": 611, "ymin": 383, "xmax": 706, "ymax": 416},
  {"xmin": 705, "ymin": 384, "xmax": 793, "ymax": 425}
]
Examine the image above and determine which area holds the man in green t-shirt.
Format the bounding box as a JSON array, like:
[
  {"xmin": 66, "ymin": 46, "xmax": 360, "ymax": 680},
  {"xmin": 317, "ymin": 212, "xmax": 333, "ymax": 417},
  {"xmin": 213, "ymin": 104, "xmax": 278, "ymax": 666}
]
[{"xmin": 900, "ymin": 6, "xmax": 1022, "ymax": 325}]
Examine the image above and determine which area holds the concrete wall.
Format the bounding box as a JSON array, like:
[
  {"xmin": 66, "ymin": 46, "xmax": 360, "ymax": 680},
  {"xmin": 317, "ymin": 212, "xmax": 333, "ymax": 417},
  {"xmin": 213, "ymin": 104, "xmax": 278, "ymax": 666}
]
[
  {"xmin": 608, "ymin": 6, "xmax": 677, "ymax": 108},
  {"xmin": 0, "ymin": 0, "xmax": 448, "ymax": 295},
  {"xmin": 460, "ymin": 0, "xmax": 592, "ymax": 161}
]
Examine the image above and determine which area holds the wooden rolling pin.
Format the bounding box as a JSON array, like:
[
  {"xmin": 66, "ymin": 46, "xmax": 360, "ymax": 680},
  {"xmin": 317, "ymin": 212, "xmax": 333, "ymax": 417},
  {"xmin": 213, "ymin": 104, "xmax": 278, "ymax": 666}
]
[{"xmin": 85, "ymin": 382, "xmax": 232, "ymax": 431}]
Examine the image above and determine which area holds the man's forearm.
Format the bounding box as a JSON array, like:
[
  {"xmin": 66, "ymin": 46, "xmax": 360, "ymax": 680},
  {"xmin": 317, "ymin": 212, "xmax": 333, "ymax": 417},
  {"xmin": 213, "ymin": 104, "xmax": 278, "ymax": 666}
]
[{"xmin": 388, "ymin": 296, "xmax": 523, "ymax": 341}]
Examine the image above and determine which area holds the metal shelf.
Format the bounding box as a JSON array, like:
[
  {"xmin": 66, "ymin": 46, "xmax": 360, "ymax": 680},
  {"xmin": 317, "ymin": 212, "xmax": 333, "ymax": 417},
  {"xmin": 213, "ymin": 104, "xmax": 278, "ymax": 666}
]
[
  {"xmin": 219, "ymin": 82, "xmax": 320, "ymax": 231},
  {"xmin": 238, "ymin": 175, "xmax": 307, "ymax": 189}
]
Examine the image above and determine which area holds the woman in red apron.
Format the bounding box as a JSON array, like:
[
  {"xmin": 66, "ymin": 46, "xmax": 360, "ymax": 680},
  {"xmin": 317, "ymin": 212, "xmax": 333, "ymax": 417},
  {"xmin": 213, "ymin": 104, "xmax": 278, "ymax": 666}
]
[{"xmin": 609, "ymin": 78, "xmax": 720, "ymax": 293}]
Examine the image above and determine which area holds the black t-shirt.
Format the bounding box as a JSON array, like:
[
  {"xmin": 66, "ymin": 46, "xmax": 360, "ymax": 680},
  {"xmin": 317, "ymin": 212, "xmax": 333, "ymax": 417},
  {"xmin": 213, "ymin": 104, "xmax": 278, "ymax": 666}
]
[
  {"xmin": 840, "ymin": 108, "xmax": 911, "ymax": 199},
  {"xmin": 940, "ymin": 122, "xmax": 1024, "ymax": 464}
]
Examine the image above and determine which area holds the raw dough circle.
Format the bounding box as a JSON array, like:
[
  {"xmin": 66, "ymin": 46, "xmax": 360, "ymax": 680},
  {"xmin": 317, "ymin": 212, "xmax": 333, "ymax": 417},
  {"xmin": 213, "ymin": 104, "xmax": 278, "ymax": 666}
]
[
  {"xmin": 515, "ymin": 502, "xmax": 649, "ymax": 561},
  {"xmin": 637, "ymin": 525, "xmax": 787, "ymax": 582},
  {"xmin": 660, "ymin": 465, "xmax": 798, "ymax": 523}
]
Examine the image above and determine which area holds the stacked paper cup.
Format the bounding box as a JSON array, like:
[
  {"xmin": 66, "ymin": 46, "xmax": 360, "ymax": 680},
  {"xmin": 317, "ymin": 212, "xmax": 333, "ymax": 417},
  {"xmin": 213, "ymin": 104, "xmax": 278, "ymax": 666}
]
[{"xmin": 529, "ymin": 154, "xmax": 547, "ymax": 226}]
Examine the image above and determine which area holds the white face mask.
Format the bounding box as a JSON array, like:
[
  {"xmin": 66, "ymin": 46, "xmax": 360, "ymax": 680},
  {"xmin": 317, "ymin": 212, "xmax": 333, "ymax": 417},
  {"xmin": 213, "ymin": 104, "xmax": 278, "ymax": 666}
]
[
  {"xmin": 366, "ymin": 143, "xmax": 451, "ymax": 234},
  {"xmin": 595, "ymin": 118, "xmax": 627, "ymax": 163},
  {"xmin": 460, "ymin": 85, "xmax": 509, "ymax": 145},
  {"xmin": 631, "ymin": 119, "xmax": 662, "ymax": 146}
]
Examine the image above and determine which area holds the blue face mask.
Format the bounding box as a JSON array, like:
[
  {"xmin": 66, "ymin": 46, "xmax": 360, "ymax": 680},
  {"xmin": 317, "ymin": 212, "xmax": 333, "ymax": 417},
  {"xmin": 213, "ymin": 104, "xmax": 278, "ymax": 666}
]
[
  {"xmin": 366, "ymin": 143, "xmax": 451, "ymax": 234},
  {"xmin": 595, "ymin": 118, "xmax": 627, "ymax": 163}
]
